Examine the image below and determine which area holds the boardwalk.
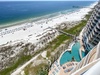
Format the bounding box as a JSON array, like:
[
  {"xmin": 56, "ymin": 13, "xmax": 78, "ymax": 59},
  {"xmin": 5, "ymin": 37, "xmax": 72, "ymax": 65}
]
[{"xmin": 48, "ymin": 27, "xmax": 75, "ymax": 37}]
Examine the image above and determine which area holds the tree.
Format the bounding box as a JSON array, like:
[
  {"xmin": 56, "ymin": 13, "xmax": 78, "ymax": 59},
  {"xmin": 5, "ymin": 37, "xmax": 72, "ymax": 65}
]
[{"xmin": 72, "ymin": 56, "xmax": 75, "ymax": 61}]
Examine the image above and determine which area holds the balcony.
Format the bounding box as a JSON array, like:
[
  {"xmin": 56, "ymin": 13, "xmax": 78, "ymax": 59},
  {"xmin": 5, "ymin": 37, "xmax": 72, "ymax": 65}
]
[
  {"xmin": 92, "ymin": 14, "xmax": 95, "ymax": 20},
  {"xmin": 91, "ymin": 41, "xmax": 97, "ymax": 46},
  {"xmin": 94, "ymin": 17, "xmax": 98, "ymax": 23},
  {"xmin": 90, "ymin": 14, "xmax": 94, "ymax": 19},
  {"xmin": 96, "ymin": 15, "xmax": 100, "ymax": 19},
  {"xmin": 88, "ymin": 27, "xmax": 92, "ymax": 33},
  {"xmin": 90, "ymin": 33, "xmax": 93, "ymax": 38},
  {"xmin": 90, "ymin": 22, "xmax": 94, "ymax": 27},
  {"xmin": 94, "ymin": 37, "xmax": 100, "ymax": 42},
  {"xmin": 95, "ymin": 7, "xmax": 99, "ymax": 13},
  {"xmin": 96, "ymin": 24, "xmax": 100, "ymax": 29},
  {"xmin": 94, "ymin": 27, "xmax": 98, "ymax": 33},
  {"xmin": 92, "ymin": 30, "xmax": 95, "ymax": 35},
  {"xmin": 91, "ymin": 25, "xmax": 94, "ymax": 29},
  {"xmin": 94, "ymin": 39, "xmax": 99, "ymax": 44},
  {"xmin": 96, "ymin": 36, "xmax": 100, "ymax": 40},
  {"xmin": 92, "ymin": 40, "xmax": 98, "ymax": 46},
  {"xmin": 94, "ymin": 7, "xmax": 97, "ymax": 12},
  {"xmin": 93, "ymin": 29, "xmax": 98, "ymax": 35},
  {"xmin": 98, "ymin": 8, "xmax": 100, "ymax": 13},
  {"xmin": 97, "ymin": 4, "xmax": 100, "ymax": 7},
  {"xmin": 97, "ymin": 13, "xmax": 100, "ymax": 17},
  {"xmin": 96, "ymin": 28, "xmax": 100, "ymax": 33},
  {"xmin": 92, "ymin": 20, "xmax": 96, "ymax": 26},
  {"xmin": 94, "ymin": 9, "xmax": 97, "ymax": 15}
]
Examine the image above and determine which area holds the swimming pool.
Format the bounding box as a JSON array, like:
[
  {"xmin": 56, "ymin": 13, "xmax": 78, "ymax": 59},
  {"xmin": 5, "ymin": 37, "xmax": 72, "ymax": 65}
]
[{"xmin": 60, "ymin": 42, "xmax": 85, "ymax": 65}]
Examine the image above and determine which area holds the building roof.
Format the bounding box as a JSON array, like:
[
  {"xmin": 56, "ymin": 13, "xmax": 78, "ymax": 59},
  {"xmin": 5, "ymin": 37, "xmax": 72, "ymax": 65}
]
[{"xmin": 83, "ymin": 61, "xmax": 100, "ymax": 75}]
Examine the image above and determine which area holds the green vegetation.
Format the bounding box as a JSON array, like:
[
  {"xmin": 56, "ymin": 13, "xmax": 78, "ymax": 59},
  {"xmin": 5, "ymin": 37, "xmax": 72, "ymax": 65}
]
[
  {"xmin": 45, "ymin": 20, "xmax": 88, "ymax": 52},
  {"xmin": 64, "ymin": 20, "xmax": 87, "ymax": 35},
  {"xmin": 37, "ymin": 65, "xmax": 48, "ymax": 75},
  {"xmin": 0, "ymin": 55, "xmax": 32, "ymax": 75},
  {"xmin": 0, "ymin": 11, "xmax": 92, "ymax": 75},
  {"xmin": 45, "ymin": 12, "xmax": 92, "ymax": 52},
  {"xmin": 25, "ymin": 18, "xmax": 89, "ymax": 75},
  {"xmin": 85, "ymin": 11, "xmax": 93, "ymax": 20},
  {"xmin": 34, "ymin": 12, "xmax": 92, "ymax": 75},
  {"xmin": 47, "ymin": 51, "xmax": 51, "ymax": 57},
  {"xmin": 24, "ymin": 63, "xmax": 48, "ymax": 75},
  {"xmin": 51, "ymin": 34, "xmax": 71, "ymax": 51}
]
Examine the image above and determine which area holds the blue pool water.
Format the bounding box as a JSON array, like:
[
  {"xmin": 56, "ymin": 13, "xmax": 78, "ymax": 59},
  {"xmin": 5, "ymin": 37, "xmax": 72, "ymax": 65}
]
[
  {"xmin": 60, "ymin": 42, "xmax": 85, "ymax": 65},
  {"xmin": 72, "ymin": 42, "xmax": 81, "ymax": 61}
]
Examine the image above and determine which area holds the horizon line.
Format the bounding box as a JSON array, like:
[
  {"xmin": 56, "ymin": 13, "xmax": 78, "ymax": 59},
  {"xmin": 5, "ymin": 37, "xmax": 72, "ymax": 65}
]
[{"xmin": 0, "ymin": 0, "xmax": 98, "ymax": 2}]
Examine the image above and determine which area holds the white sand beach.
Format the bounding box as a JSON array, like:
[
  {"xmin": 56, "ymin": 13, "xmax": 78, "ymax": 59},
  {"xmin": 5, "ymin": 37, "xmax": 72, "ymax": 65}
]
[{"xmin": 0, "ymin": 2, "xmax": 97, "ymax": 47}]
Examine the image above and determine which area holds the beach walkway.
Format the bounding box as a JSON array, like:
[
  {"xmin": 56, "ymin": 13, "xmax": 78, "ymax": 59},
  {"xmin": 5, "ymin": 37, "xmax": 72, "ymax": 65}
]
[{"xmin": 48, "ymin": 27, "xmax": 75, "ymax": 37}]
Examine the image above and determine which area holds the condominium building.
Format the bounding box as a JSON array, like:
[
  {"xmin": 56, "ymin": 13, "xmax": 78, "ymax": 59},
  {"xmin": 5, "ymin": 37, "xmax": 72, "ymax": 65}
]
[
  {"xmin": 70, "ymin": 42, "xmax": 100, "ymax": 75},
  {"xmin": 70, "ymin": 2, "xmax": 100, "ymax": 75},
  {"xmin": 82, "ymin": 1, "xmax": 100, "ymax": 51},
  {"xmin": 48, "ymin": 41, "xmax": 100, "ymax": 75},
  {"xmin": 49, "ymin": 1, "xmax": 100, "ymax": 75}
]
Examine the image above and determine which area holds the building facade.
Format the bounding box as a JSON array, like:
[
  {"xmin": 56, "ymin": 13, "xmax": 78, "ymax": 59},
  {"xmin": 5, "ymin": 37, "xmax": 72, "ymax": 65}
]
[
  {"xmin": 70, "ymin": 1, "xmax": 100, "ymax": 75},
  {"xmin": 70, "ymin": 42, "xmax": 100, "ymax": 75},
  {"xmin": 82, "ymin": 1, "xmax": 100, "ymax": 51}
]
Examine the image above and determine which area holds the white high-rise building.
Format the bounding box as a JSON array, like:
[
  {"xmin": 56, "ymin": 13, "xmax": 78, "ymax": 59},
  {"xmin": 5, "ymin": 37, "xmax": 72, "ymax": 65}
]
[
  {"xmin": 82, "ymin": 1, "xmax": 100, "ymax": 51},
  {"xmin": 70, "ymin": 1, "xmax": 100, "ymax": 75}
]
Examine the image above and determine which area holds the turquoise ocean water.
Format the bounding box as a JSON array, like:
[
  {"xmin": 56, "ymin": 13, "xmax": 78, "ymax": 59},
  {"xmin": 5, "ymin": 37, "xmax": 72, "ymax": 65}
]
[{"xmin": 0, "ymin": 1, "xmax": 95, "ymax": 26}]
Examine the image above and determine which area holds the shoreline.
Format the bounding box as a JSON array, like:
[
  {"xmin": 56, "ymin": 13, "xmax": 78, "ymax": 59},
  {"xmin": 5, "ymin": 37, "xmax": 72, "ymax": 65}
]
[
  {"xmin": 0, "ymin": 2, "xmax": 97, "ymax": 46},
  {"xmin": 0, "ymin": 2, "xmax": 97, "ymax": 29},
  {"xmin": 0, "ymin": 9, "xmax": 75, "ymax": 29}
]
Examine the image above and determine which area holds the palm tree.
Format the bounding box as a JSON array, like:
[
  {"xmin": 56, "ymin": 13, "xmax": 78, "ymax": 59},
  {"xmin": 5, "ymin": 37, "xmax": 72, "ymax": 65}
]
[{"xmin": 72, "ymin": 56, "xmax": 75, "ymax": 61}]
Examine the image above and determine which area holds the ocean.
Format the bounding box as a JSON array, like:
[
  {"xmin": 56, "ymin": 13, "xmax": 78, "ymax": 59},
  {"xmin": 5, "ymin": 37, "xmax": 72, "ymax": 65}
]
[{"xmin": 0, "ymin": 1, "xmax": 95, "ymax": 26}]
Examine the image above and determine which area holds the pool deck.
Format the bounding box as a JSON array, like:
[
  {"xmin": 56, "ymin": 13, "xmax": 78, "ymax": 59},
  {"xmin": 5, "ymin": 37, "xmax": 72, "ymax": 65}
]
[
  {"xmin": 48, "ymin": 61, "xmax": 78, "ymax": 75},
  {"xmin": 48, "ymin": 42, "xmax": 78, "ymax": 75},
  {"xmin": 48, "ymin": 60, "xmax": 61, "ymax": 75},
  {"xmin": 59, "ymin": 62, "xmax": 78, "ymax": 75}
]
